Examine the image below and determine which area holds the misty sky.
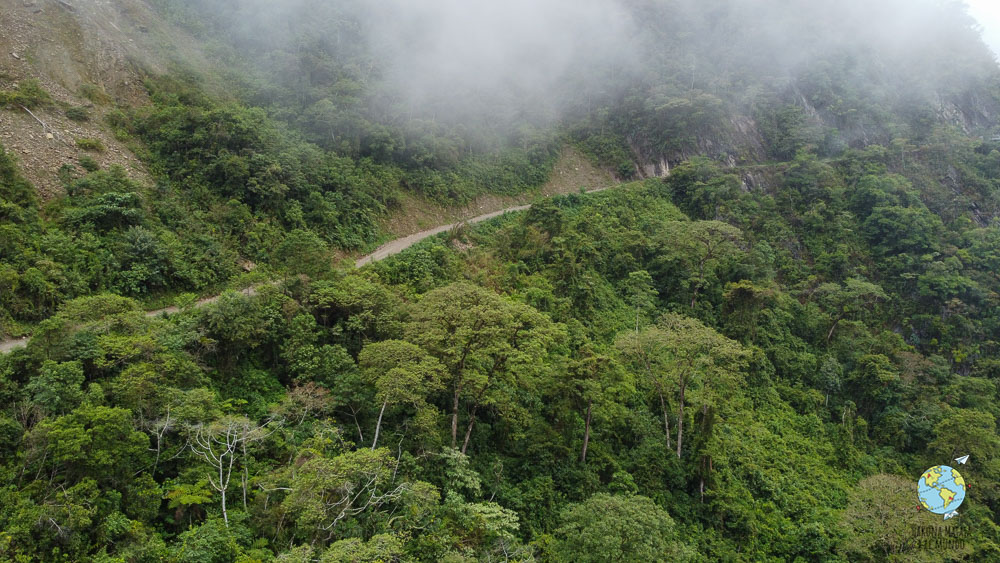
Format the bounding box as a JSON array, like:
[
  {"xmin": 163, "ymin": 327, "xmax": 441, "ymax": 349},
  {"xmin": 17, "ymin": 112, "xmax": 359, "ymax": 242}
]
[
  {"xmin": 966, "ymin": 0, "xmax": 1000, "ymax": 57},
  {"xmin": 365, "ymin": 0, "xmax": 635, "ymax": 107}
]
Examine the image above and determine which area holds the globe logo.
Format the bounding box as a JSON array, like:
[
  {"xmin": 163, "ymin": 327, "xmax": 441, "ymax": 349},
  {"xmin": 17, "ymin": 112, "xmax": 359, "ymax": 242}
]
[{"xmin": 918, "ymin": 464, "xmax": 967, "ymax": 519}]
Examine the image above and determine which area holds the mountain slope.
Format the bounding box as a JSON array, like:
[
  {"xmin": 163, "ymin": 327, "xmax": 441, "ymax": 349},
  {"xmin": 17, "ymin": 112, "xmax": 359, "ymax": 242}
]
[{"xmin": 3, "ymin": 1, "xmax": 1000, "ymax": 561}]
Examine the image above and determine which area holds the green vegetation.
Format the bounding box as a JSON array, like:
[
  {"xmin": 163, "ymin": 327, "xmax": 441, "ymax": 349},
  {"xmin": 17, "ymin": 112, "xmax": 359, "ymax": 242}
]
[
  {"xmin": 78, "ymin": 155, "xmax": 99, "ymax": 172},
  {"xmin": 64, "ymin": 105, "xmax": 90, "ymax": 122},
  {"xmin": 0, "ymin": 145, "xmax": 242, "ymax": 331},
  {"xmin": 5, "ymin": 131, "xmax": 1000, "ymax": 558},
  {"xmin": 2, "ymin": 0, "xmax": 1000, "ymax": 560},
  {"xmin": 0, "ymin": 79, "xmax": 52, "ymax": 109},
  {"xmin": 79, "ymin": 83, "xmax": 112, "ymax": 106},
  {"xmin": 75, "ymin": 137, "xmax": 106, "ymax": 152}
]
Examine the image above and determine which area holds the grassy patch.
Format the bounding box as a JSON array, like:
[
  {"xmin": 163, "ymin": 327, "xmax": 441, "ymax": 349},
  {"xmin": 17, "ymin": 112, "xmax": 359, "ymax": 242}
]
[
  {"xmin": 76, "ymin": 137, "xmax": 106, "ymax": 152},
  {"xmin": 79, "ymin": 83, "xmax": 112, "ymax": 105}
]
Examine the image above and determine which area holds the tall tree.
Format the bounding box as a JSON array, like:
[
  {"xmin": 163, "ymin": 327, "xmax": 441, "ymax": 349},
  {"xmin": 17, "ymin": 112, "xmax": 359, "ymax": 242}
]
[
  {"xmin": 623, "ymin": 270, "xmax": 657, "ymax": 333},
  {"xmin": 187, "ymin": 415, "xmax": 280, "ymax": 526},
  {"xmin": 812, "ymin": 277, "xmax": 887, "ymax": 343},
  {"xmin": 617, "ymin": 313, "xmax": 747, "ymax": 458},
  {"xmin": 405, "ymin": 282, "xmax": 559, "ymax": 454},
  {"xmin": 562, "ymin": 342, "xmax": 632, "ymax": 463},
  {"xmin": 266, "ymin": 447, "xmax": 408, "ymax": 547},
  {"xmin": 657, "ymin": 220, "xmax": 743, "ymax": 309},
  {"xmin": 358, "ymin": 340, "xmax": 444, "ymax": 449}
]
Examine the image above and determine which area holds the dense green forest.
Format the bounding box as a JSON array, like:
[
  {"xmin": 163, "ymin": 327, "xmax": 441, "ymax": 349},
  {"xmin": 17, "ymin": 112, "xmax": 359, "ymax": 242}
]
[{"xmin": 4, "ymin": 0, "xmax": 1000, "ymax": 561}]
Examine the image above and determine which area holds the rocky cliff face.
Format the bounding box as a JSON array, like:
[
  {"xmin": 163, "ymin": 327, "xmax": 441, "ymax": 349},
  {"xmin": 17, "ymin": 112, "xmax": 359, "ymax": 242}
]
[
  {"xmin": 628, "ymin": 82, "xmax": 1000, "ymax": 185},
  {"xmin": 933, "ymin": 90, "xmax": 1000, "ymax": 135}
]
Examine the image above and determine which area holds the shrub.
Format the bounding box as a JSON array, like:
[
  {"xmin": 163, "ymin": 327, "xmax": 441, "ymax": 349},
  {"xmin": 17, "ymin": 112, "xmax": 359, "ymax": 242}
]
[
  {"xmin": 76, "ymin": 138, "xmax": 106, "ymax": 152},
  {"xmin": 65, "ymin": 106, "xmax": 90, "ymax": 122},
  {"xmin": 105, "ymin": 109, "xmax": 131, "ymax": 140},
  {"xmin": 0, "ymin": 79, "xmax": 52, "ymax": 109},
  {"xmin": 78, "ymin": 156, "xmax": 100, "ymax": 172}
]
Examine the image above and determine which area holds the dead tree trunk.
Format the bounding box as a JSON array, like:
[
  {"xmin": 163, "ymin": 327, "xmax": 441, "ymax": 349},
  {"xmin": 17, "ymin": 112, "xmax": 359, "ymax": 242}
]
[
  {"xmin": 371, "ymin": 400, "xmax": 387, "ymax": 450},
  {"xmin": 657, "ymin": 385, "xmax": 671, "ymax": 450}
]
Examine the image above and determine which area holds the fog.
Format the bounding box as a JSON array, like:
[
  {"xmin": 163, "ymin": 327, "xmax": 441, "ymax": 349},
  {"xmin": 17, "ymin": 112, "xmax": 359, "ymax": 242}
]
[
  {"xmin": 181, "ymin": 0, "xmax": 1000, "ymax": 133},
  {"xmin": 361, "ymin": 0, "xmax": 637, "ymax": 111},
  {"xmin": 966, "ymin": 0, "xmax": 1000, "ymax": 58},
  {"xmin": 352, "ymin": 0, "xmax": 995, "ymax": 116}
]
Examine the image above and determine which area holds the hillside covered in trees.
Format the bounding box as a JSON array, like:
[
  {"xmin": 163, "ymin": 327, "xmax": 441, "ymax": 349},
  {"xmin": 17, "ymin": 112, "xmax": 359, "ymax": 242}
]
[{"xmin": 3, "ymin": 0, "xmax": 1000, "ymax": 561}]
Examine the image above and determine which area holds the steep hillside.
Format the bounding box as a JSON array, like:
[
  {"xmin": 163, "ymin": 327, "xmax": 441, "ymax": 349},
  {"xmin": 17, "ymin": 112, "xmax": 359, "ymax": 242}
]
[
  {"xmin": 0, "ymin": 0, "xmax": 208, "ymax": 194},
  {"xmin": 381, "ymin": 147, "xmax": 615, "ymax": 238},
  {"xmin": 4, "ymin": 1, "xmax": 1000, "ymax": 561},
  {"xmin": 572, "ymin": 0, "xmax": 1000, "ymax": 177}
]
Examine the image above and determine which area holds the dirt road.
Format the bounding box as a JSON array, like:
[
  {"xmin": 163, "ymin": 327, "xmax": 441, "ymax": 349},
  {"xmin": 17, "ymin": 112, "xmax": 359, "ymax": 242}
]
[
  {"xmin": 355, "ymin": 204, "xmax": 531, "ymax": 267},
  {"xmin": 357, "ymin": 182, "xmax": 611, "ymax": 266},
  {"xmin": 0, "ymin": 337, "xmax": 29, "ymax": 354},
  {"xmin": 1, "ymin": 186, "xmax": 611, "ymax": 354}
]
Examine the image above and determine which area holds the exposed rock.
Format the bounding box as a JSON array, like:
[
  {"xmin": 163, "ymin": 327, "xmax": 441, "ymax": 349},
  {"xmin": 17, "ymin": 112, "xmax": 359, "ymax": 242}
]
[{"xmin": 640, "ymin": 156, "xmax": 671, "ymax": 179}]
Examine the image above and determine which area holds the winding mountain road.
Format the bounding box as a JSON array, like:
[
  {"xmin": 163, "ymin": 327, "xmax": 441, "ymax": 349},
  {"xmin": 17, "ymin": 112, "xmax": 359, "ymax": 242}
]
[
  {"xmin": 0, "ymin": 185, "xmax": 612, "ymax": 354},
  {"xmin": 354, "ymin": 203, "xmax": 533, "ymax": 267}
]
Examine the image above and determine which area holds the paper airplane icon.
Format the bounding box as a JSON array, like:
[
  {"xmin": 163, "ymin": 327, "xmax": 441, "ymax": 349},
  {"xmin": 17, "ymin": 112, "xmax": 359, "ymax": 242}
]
[
  {"xmin": 955, "ymin": 455, "xmax": 970, "ymax": 465},
  {"xmin": 944, "ymin": 510, "xmax": 959, "ymax": 520}
]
